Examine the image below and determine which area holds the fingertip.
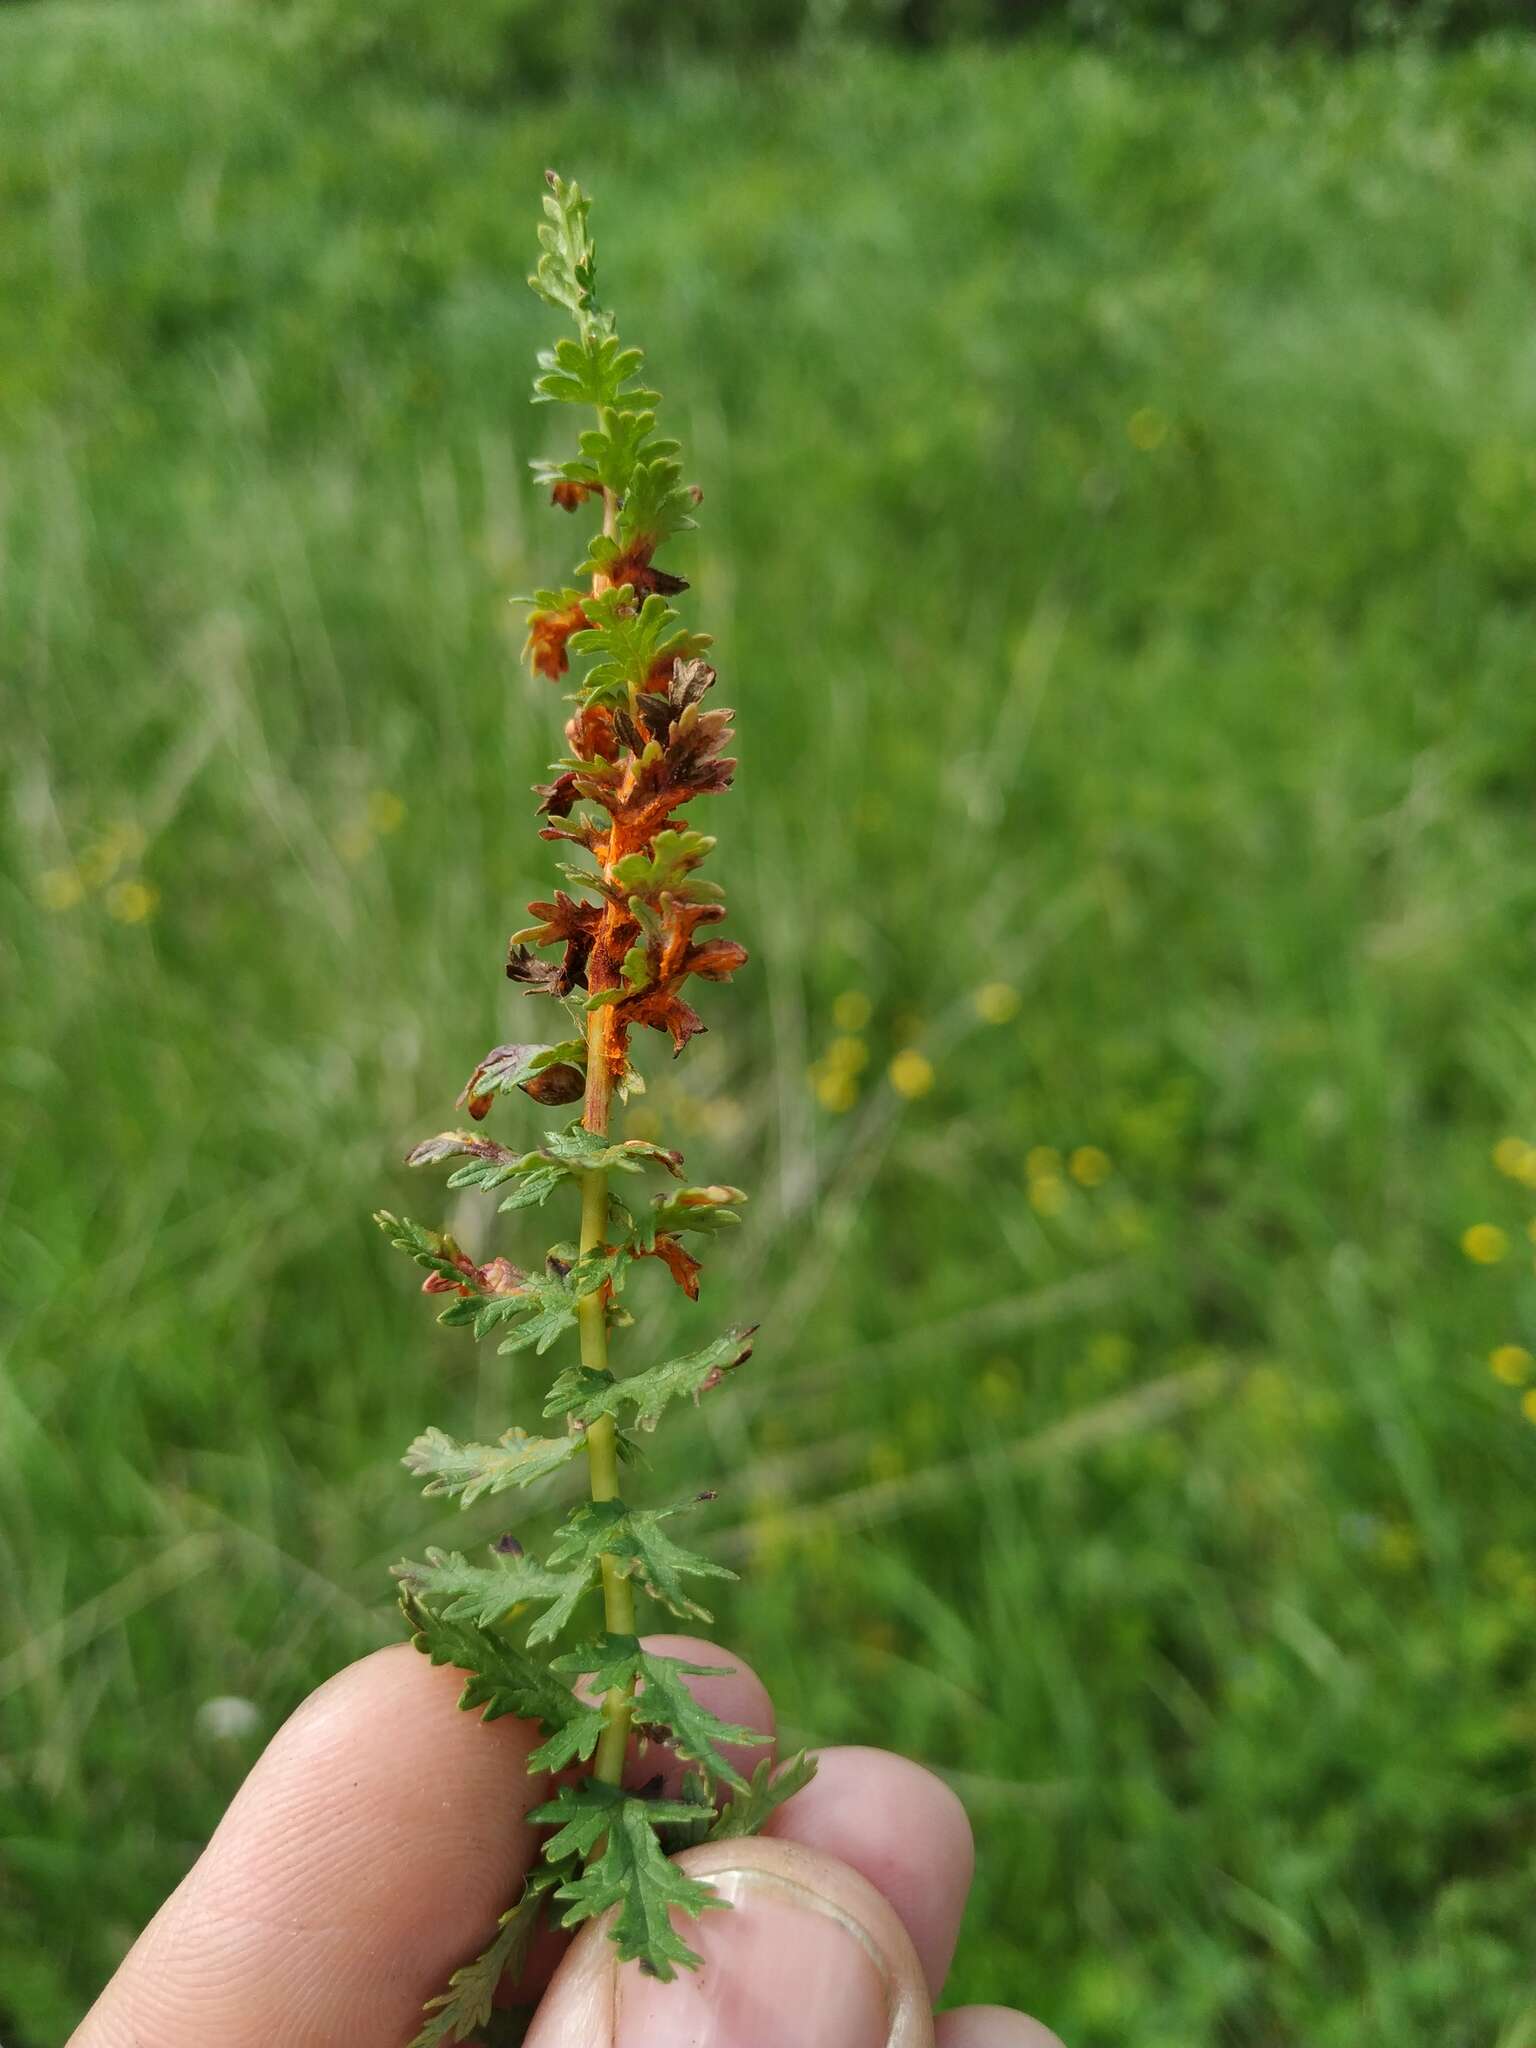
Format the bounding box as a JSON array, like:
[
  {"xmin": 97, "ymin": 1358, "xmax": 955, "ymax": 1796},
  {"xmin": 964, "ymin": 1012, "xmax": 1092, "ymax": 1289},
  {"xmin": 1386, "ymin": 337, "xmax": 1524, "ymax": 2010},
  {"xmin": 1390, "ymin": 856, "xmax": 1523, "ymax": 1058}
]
[
  {"xmin": 936, "ymin": 2007, "xmax": 1066, "ymax": 2048},
  {"xmin": 73, "ymin": 1641, "xmax": 546, "ymax": 2048},
  {"xmin": 525, "ymin": 1836, "xmax": 935, "ymax": 2047},
  {"xmin": 766, "ymin": 1744, "xmax": 974, "ymax": 1995}
]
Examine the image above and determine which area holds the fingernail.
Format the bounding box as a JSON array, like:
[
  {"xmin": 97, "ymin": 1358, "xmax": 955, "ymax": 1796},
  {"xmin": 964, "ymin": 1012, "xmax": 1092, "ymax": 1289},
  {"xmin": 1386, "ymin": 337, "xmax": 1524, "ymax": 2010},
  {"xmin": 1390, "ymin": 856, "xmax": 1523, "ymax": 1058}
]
[{"xmin": 616, "ymin": 1867, "xmax": 895, "ymax": 2048}]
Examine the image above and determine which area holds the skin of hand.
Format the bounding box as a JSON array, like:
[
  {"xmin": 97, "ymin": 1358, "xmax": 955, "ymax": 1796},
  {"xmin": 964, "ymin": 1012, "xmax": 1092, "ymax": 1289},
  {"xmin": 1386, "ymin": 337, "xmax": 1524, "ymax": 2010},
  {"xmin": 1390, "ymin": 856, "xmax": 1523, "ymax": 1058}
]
[{"xmin": 69, "ymin": 1636, "xmax": 1063, "ymax": 2048}]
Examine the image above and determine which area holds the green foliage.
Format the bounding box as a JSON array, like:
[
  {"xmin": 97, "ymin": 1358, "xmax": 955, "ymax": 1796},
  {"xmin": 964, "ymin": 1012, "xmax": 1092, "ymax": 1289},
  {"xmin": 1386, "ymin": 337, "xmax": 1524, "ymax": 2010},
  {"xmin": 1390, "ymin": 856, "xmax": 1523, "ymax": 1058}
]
[
  {"xmin": 400, "ymin": 1593, "xmax": 589, "ymax": 1733},
  {"xmin": 553, "ymin": 1635, "xmax": 768, "ymax": 1789},
  {"xmin": 17, "ymin": 24, "xmax": 1536, "ymax": 2044},
  {"xmin": 395, "ymin": 1546, "xmax": 593, "ymax": 1644},
  {"xmin": 408, "ymin": 1869, "xmax": 561, "ymax": 2048},
  {"xmin": 403, "ymin": 1425, "xmax": 581, "ymax": 1503},
  {"xmin": 708, "ymin": 1753, "xmax": 820, "ymax": 1840},
  {"xmin": 376, "ymin": 171, "xmax": 780, "ymax": 2000},
  {"xmin": 546, "ymin": 1328, "xmax": 756, "ymax": 1434},
  {"xmin": 565, "ymin": 588, "xmax": 704, "ymax": 705},
  {"xmin": 268, "ymin": 0, "xmax": 1536, "ymax": 112},
  {"xmin": 547, "ymin": 1497, "xmax": 737, "ymax": 1625},
  {"xmin": 529, "ymin": 1780, "xmax": 724, "ymax": 1979}
]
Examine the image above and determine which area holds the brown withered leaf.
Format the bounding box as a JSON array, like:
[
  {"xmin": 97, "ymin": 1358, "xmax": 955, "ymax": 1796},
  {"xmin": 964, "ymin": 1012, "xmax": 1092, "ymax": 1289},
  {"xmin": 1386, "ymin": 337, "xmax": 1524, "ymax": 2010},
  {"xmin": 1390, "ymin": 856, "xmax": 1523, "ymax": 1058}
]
[
  {"xmin": 525, "ymin": 598, "xmax": 590, "ymax": 682},
  {"xmin": 628, "ymin": 704, "xmax": 737, "ymax": 810},
  {"xmin": 602, "ymin": 543, "xmax": 688, "ymax": 599},
  {"xmin": 534, "ymin": 771, "xmax": 581, "ymax": 819},
  {"xmin": 511, "ymin": 892, "xmax": 603, "ymax": 996},
  {"xmin": 423, "ymin": 1250, "xmax": 527, "ymax": 1300},
  {"xmin": 456, "ymin": 1044, "xmax": 585, "ymax": 1119},
  {"xmin": 565, "ymin": 701, "xmax": 621, "ymax": 763},
  {"xmin": 636, "ymin": 1233, "xmax": 703, "ymax": 1299},
  {"xmin": 636, "ymin": 657, "xmax": 716, "ymax": 737},
  {"xmin": 685, "ymin": 937, "xmax": 750, "ymax": 983},
  {"xmin": 406, "ymin": 1131, "xmax": 517, "ymax": 1168},
  {"xmin": 506, "ymin": 944, "xmax": 566, "ymax": 998}
]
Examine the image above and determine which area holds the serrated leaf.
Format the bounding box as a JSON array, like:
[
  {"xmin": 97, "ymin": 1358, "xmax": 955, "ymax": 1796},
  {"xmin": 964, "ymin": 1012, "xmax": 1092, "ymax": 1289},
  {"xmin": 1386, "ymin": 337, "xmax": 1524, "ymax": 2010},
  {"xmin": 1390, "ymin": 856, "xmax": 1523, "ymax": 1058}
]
[
  {"xmin": 544, "ymin": 1327, "xmax": 756, "ymax": 1434},
  {"xmin": 408, "ymin": 1867, "xmax": 562, "ymax": 2048},
  {"xmin": 531, "ymin": 333, "xmax": 653, "ymax": 409},
  {"xmin": 395, "ymin": 1545, "xmax": 593, "ymax": 1643},
  {"xmin": 567, "ymin": 587, "xmax": 697, "ymax": 703},
  {"xmin": 529, "ymin": 1780, "xmax": 722, "ymax": 1980},
  {"xmin": 489, "ymin": 1268, "xmax": 582, "ymax": 1357},
  {"xmin": 549, "ymin": 1635, "xmax": 766, "ymax": 1791},
  {"xmin": 707, "ymin": 1752, "xmax": 819, "ymax": 1840},
  {"xmin": 404, "ymin": 1426, "xmax": 581, "ymax": 1506},
  {"xmin": 617, "ymin": 452, "xmax": 698, "ymax": 552},
  {"xmin": 400, "ymin": 1590, "xmax": 588, "ymax": 1734},
  {"xmin": 610, "ymin": 827, "xmax": 715, "ymax": 899},
  {"xmin": 546, "ymin": 1498, "xmax": 735, "ymax": 1624},
  {"xmin": 527, "ymin": 174, "xmax": 605, "ymax": 332},
  {"xmin": 644, "ymin": 1184, "xmax": 749, "ymax": 1247}
]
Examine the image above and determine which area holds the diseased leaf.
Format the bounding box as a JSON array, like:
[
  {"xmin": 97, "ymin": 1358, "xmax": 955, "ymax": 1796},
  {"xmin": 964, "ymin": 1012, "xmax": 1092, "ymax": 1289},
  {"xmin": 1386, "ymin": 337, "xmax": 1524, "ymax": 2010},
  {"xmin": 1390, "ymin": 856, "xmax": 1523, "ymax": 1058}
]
[
  {"xmin": 458, "ymin": 1041, "xmax": 587, "ymax": 1118},
  {"xmin": 707, "ymin": 1752, "xmax": 819, "ymax": 1840},
  {"xmin": 404, "ymin": 1426, "xmax": 582, "ymax": 1506}
]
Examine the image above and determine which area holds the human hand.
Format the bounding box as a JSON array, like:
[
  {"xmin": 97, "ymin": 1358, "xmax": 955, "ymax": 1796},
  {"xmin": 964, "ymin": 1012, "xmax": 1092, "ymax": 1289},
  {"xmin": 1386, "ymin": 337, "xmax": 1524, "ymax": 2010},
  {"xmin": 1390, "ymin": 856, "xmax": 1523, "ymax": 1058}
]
[{"xmin": 70, "ymin": 1635, "xmax": 1061, "ymax": 2048}]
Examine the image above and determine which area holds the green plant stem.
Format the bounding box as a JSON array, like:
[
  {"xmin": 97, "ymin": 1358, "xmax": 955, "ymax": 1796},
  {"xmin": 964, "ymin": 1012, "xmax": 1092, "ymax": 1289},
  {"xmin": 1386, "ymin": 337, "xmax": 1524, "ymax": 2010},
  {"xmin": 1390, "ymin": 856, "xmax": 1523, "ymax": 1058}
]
[{"xmin": 582, "ymin": 479, "xmax": 636, "ymax": 1790}]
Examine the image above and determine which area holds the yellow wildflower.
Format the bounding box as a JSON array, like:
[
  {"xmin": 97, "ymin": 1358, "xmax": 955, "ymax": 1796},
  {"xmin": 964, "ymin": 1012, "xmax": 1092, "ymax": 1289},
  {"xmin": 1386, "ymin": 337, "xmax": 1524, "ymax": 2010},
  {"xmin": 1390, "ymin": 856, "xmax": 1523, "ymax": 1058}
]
[
  {"xmin": 1490, "ymin": 1345, "xmax": 1534, "ymax": 1387},
  {"xmin": 38, "ymin": 867, "xmax": 84, "ymax": 911},
  {"xmin": 1462, "ymin": 1223, "xmax": 1509, "ymax": 1265},
  {"xmin": 367, "ymin": 789, "xmax": 407, "ymax": 834},
  {"xmin": 815, "ymin": 1066, "xmax": 857, "ymax": 1114},
  {"xmin": 888, "ymin": 1048, "xmax": 934, "ymax": 1100},
  {"xmin": 973, "ymin": 981, "xmax": 1021, "ymax": 1025},
  {"xmin": 1493, "ymin": 1136, "xmax": 1533, "ymax": 1178},
  {"xmin": 1070, "ymin": 1144, "xmax": 1113, "ymax": 1187},
  {"xmin": 832, "ymin": 990, "xmax": 872, "ymax": 1032},
  {"xmin": 1127, "ymin": 406, "xmax": 1168, "ymax": 452},
  {"xmin": 826, "ymin": 1035, "xmax": 869, "ymax": 1074},
  {"xmin": 105, "ymin": 880, "xmax": 159, "ymax": 925}
]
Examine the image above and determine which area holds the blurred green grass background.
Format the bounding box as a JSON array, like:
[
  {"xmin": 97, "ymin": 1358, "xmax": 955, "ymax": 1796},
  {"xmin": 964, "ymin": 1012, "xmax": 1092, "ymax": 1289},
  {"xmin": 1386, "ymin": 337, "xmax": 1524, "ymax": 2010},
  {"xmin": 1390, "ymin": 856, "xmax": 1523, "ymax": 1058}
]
[{"xmin": 6, "ymin": 8, "xmax": 1536, "ymax": 2043}]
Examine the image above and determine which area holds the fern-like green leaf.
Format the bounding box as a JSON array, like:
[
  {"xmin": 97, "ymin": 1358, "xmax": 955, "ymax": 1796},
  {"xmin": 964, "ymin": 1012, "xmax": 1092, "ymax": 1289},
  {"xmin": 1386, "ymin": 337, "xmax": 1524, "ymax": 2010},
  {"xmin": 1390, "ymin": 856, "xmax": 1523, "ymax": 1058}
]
[
  {"xmin": 545, "ymin": 1327, "xmax": 755, "ymax": 1435},
  {"xmin": 400, "ymin": 1590, "xmax": 588, "ymax": 1733},
  {"xmin": 707, "ymin": 1752, "xmax": 819, "ymax": 1840},
  {"xmin": 552, "ymin": 1633, "xmax": 767, "ymax": 1791},
  {"xmin": 408, "ymin": 1868, "xmax": 561, "ymax": 2048},
  {"xmin": 403, "ymin": 1426, "xmax": 581, "ymax": 1505},
  {"xmin": 530, "ymin": 1780, "xmax": 722, "ymax": 1980},
  {"xmin": 547, "ymin": 1498, "xmax": 735, "ymax": 1625},
  {"xmin": 395, "ymin": 1545, "xmax": 593, "ymax": 1643}
]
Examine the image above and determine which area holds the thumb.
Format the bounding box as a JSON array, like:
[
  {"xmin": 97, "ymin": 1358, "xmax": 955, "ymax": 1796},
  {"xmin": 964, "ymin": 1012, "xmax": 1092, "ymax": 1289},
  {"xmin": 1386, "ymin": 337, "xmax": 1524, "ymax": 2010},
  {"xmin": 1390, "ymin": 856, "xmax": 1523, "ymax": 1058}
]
[{"xmin": 525, "ymin": 1835, "xmax": 934, "ymax": 2048}]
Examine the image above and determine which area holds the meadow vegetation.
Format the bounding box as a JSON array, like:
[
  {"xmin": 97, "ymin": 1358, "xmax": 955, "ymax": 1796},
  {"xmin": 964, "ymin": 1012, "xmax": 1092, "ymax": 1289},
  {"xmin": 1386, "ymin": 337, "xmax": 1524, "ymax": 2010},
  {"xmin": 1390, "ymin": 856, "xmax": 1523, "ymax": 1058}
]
[{"xmin": 4, "ymin": 10, "xmax": 1536, "ymax": 2043}]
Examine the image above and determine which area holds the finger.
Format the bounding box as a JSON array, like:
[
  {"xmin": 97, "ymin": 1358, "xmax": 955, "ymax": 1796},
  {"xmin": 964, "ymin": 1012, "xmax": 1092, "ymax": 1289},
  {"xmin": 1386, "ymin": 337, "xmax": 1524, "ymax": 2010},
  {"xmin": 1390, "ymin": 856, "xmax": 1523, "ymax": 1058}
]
[
  {"xmin": 71, "ymin": 1642, "xmax": 544, "ymax": 2048},
  {"xmin": 621, "ymin": 1633, "xmax": 776, "ymax": 1795},
  {"xmin": 935, "ymin": 2009, "xmax": 1066, "ymax": 2048},
  {"xmin": 766, "ymin": 1745, "xmax": 974, "ymax": 1996},
  {"xmin": 524, "ymin": 1835, "xmax": 936, "ymax": 2048}
]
